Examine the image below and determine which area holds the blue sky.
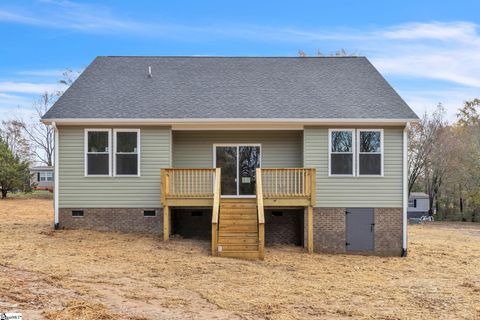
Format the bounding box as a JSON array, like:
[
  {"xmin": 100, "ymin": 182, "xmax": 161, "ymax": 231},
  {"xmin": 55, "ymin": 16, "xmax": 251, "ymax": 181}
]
[{"xmin": 0, "ymin": 0, "xmax": 479, "ymax": 121}]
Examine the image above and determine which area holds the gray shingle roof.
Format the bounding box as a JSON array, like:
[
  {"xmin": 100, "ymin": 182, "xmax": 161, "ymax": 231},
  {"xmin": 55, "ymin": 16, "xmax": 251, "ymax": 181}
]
[{"xmin": 42, "ymin": 56, "xmax": 418, "ymax": 120}]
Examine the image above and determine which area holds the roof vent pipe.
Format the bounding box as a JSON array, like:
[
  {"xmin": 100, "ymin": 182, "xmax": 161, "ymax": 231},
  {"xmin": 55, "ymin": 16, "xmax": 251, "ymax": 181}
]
[{"xmin": 148, "ymin": 66, "xmax": 152, "ymax": 78}]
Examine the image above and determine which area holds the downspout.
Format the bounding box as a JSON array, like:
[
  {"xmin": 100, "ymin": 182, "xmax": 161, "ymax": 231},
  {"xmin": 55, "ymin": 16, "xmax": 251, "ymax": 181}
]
[
  {"xmin": 402, "ymin": 124, "xmax": 409, "ymax": 257},
  {"xmin": 53, "ymin": 122, "xmax": 59, "ymax": 229}
]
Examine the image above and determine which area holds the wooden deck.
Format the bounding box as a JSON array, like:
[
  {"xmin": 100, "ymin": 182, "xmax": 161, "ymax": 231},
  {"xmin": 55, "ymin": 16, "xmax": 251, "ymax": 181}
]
[{"xmin": 160, "ymin": 168, "xmax": 316, "ymax": 259}]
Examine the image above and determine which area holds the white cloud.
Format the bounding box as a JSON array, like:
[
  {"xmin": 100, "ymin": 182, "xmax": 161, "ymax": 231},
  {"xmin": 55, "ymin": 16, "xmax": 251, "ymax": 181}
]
[
  {"xmin": 0, "ymin": 0, "xmax": 145, "ymax": 34},
  {"xmin": 0, "ymin": 81, "xmax": 60, "ymax": 94},
  {"xmin": 16, "ymin": 69, "xmax": 65, "ymax": 77}
]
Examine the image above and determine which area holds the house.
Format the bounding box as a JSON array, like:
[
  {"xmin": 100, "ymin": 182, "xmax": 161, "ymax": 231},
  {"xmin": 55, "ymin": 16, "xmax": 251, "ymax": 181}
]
[
  {"xmin": 30, "ymin": 166, "xmax": 54, "ymax": 191},
  {"xmin": 408, "ymin": 192, "xmax": 430, "ymax": 218},
  {"xmin": 41, "ymin": 56, "xmax": 419, "ymax": 259}
]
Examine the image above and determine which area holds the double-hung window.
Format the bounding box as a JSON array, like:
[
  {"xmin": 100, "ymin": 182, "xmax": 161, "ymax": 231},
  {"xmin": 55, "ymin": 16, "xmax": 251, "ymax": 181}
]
[
  {"xmin": 114, "ymin": 129, "xmax": 140, "ymax": 176},
  {"xmin": 358, "ymin": 129, "xmax": 383, "ymax": 176},
  {"xmin": 329, "ymin": 129, "xmax": 355, "ymax": 176},
  {"xmin": 39, "ymin": 171, "xmax": 53, "ymax": 181},
  {"xmin": 85, "ymin": 129, "xmax": 111, "ymax": 176}
]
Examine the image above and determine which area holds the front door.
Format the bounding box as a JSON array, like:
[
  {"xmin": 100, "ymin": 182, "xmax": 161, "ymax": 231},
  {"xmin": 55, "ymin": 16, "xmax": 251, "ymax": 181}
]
[{"xmin": 215, "ymin": 145, "xmax": 261, "ymax": 196}]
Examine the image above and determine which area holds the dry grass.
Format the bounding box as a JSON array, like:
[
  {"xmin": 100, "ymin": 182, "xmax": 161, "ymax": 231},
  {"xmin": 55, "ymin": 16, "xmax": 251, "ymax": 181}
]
[{"xmin": 0, "ymin": 198, "xmax": 479, "ymax": 319}]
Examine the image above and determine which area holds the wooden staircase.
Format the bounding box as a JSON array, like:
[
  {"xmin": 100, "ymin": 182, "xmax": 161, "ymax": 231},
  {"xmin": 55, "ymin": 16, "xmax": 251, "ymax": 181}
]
[{"xmin": 217, "ymin": 198, "xmax": 260, "ymax": 260}]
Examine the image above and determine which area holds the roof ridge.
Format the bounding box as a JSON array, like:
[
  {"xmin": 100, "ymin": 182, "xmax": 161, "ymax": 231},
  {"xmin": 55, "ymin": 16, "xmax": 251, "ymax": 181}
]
[{"xmin": 102, "ymin": 55, "xmax": 366, "ymax": 59}]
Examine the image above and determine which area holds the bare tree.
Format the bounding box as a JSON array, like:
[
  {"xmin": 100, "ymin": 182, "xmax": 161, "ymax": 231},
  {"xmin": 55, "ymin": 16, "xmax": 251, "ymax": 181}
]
[
  {"xmin": 20, "ymin": 68, "xmax": 81, "ymax": 166},
  {"xmin": 407, "ymin": 104, "xmax": 445, "ymax": 194},
  {"xmin": 21, "ymin": 93, "xmax": 55, "ymax": 166}
]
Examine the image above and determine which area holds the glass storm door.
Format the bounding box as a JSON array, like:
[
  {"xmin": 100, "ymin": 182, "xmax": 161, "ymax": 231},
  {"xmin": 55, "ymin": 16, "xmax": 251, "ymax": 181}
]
[{"xmin": 215, "ymin": 145, "xmax": 261, "ymax": 196}]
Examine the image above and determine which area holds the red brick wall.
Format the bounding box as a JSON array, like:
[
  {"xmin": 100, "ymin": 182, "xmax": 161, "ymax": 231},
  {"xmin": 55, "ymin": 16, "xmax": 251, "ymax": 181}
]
[
  {"xmin": 374, "ymin": 208, "xmax": 403, "ymax": 256},
  {"xmin": 59, "ymin": 208, "xmax": 163, "ymax": 234},
  {"xmin": 265, "ymin": 209, "xmax": 304, "ymax": 245},
  {"xmin": 309, "ymin": 207, "xmax": 403, "ymax": 256},
  {"xmin": 313, "ymin": 208, "xmax": 346, "ymax": 253}
]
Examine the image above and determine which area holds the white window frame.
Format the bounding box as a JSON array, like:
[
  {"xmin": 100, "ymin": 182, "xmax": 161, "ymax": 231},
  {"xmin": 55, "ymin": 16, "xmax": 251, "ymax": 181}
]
[
  {"xmin": 212, "ymin": 143, "xmax": 262, "ymax": 198},
  {"xmin": 39, "ymin": 171, "xmax": 53, "ymax": 181},
  {"xmin": 357, "ymin": 129, "xmax": 384, "ymax": 177},
  {"xmin": 113, "ymin": 128, "xmax": 141, "ymax": 177},
  {"xmin": 328, "ymin": 129, "xmax": 355, "ymax": 177},
  {"xmin": 84, "ymin": 128, "xmax": 112, "ymax": 177}
]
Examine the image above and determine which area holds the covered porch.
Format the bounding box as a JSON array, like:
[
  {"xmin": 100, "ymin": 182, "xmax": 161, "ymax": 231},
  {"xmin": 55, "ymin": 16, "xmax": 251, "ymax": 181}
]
[{"xmin": 160, "ymin": 167, "xmax": 316, "ymax": 260}]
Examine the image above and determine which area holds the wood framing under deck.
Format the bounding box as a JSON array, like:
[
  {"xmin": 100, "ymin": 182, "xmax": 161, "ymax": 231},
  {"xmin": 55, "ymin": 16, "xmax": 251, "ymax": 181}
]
[{"xmin": 160, "ymin": 168, "xmax": 316, "ymax": 259}]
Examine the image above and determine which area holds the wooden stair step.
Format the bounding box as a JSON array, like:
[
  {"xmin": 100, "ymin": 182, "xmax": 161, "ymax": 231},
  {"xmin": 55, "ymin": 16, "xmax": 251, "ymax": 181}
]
[
  {"xmin": 218, "ymin": 237, "xmax": 259, "ymax": 244},
  {"xmin": 220, "ymin": 219, "xmax": 257, "ymax": 226},
  {"xmin": 218, "ymin": 244, "xmax": 259, "ymax": 251},
  {"xmin": 218, "ymin": 250, "xmax": 260, "ymax": 260},
  {"xmin": 221, "ymin": 204, "xmax": 257, "ymax": 209},
  {"xmin": 218, "ymin": 231, "xmax": 258, "ymax": 237},
  {"xmin": 219, "ymin": 225, "xmax": 258, "ymax": 232},
  {"xmin": 220, "ymin": 215, "xmax": 258, "ymax": 220}
]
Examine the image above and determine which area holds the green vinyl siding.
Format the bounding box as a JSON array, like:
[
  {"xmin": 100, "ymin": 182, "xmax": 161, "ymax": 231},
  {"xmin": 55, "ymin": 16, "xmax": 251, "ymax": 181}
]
[
  {"xmin": 304, "ymin": 127, "xmax": 404, "ymax": 208},
  {"xmin": 173, "ymin": 131, "xmax": 303, "ymax": 168},
  {"xmin": 58, "ymin": 126, "xmax": 171, "ymax": 208}
]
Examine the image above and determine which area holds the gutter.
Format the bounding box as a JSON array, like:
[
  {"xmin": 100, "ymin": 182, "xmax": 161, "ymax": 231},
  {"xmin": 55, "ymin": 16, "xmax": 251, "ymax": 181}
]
[
  {"xmin": 402, "ymin": 124, "xmax": 409, "ymax": 257},
  {"xmin": 41, "ymin": 117, "xmax": 420, "ymax": 127},
  {"xmin": 52, "ymin": 122, "xmax": 59, "ymax": 229}
]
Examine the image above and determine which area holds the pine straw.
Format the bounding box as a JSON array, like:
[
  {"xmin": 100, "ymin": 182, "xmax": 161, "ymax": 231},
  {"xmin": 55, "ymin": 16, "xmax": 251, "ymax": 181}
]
[{"xmin": 1, "ymin": 199, "xmax": 479, "ymax": 319}]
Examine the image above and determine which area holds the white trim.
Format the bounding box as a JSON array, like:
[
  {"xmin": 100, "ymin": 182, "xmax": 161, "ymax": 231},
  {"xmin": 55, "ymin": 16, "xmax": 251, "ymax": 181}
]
[
  {"xmin": 84, "ymin": 128, "xmax": 112, "ymax": 177},
  {"xmin": 113, "ymin": 128, "xmax": 141, "ymax": 177},
  {"xmin": 356, "ymin": 129, "xmax": 384, "ymax": 177},
  {"xmin": 402, "ymin": 125, "xmax": 409, "ymax": 253},
  {"xmin": 213, "ymin": 143, "xmax": 262, "ymax": 197},
  {"xmin": 53, "ymin": 122, "xmax": 59, "ymax": 225},
  {"xmin": 41, "ymin": 118, "xmax": 419, "ymax": 126},
  {"xmin": 328, "ymin": 129, "xmax": 355, "ymax": 177}
]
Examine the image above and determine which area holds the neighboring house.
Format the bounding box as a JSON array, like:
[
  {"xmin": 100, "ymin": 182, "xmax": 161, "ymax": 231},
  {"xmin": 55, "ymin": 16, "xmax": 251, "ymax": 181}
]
[
  {"xmin": 408, "ymin": 192, "xmax": 430, "ymax": 218},
  {"xmin": 30, "ymin": 166, "xmax": 54, "ymax": 191},
  {"xmin": 41, "ymin": 56, "xmax": 419, "ymax": 259}
]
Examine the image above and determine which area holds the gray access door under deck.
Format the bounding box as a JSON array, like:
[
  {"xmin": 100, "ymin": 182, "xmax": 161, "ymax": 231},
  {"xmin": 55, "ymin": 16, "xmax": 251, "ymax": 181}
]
[{"xmin": 346, "ymin": 208, "xmax": 374, "ymax": 251}]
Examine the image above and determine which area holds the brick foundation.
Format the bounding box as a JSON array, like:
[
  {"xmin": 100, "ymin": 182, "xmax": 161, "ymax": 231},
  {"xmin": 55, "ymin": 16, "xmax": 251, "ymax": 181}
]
[
  {"xmin": 59, "ymin": 208, "xmax": 163, "ymax": 234},
  {"xmin": 265, "ymin": 209, "xmax": 304, "ymax": 245},
  {"xmin": 308, "ymin": 207, "xmax": 404, "ymax": 256},
  {"xmin": 374, "ymin": 208, "xmax": 403, "ymax": 256},
  {"xmin": 313, "ymin": 208, "xmax": 346, "ymax": 253}
]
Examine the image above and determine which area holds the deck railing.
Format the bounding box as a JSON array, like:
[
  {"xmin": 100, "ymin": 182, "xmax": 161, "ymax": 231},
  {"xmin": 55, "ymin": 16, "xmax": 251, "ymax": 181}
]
[
  {"xmin": 211, "ymin": 168, "xmax": 221, "ymax": 256},
  {"xmin": 260, "ymin": 168, "xmax": 316, "ymax": 201},
  {"xmin": 256, "ymin": 168, "xmax": 265, "ymax": 260},
  {"xmin": 161, "ymin": 168, "xmax": 216, "ymax": 200}
]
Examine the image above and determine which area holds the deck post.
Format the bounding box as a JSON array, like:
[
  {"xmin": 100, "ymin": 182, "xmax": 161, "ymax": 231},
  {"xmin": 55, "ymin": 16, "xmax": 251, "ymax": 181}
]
[
  {"xmin": 307, "ymin": 206, "xmax": 313, "ymax": 253},
  {"xmin": 163, "ymin": 205, "xmax": 170, "ymax": 241}
]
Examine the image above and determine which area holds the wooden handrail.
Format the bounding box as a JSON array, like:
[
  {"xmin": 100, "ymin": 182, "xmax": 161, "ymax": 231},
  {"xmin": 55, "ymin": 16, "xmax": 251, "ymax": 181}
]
[
  {"xmin": 260, "ymin": 168, "xmax": 316, "ymax": 203},
  {"xmin": 211, "ymin": 168, "xmax": 221, "ymax": 256},
  {"xmin": 161, "ymin": 168, "xmax": 216, "ymax": 199},
  {"xmin": 256, "ymin": 168, "xmax": 265, "ymax": 260}
]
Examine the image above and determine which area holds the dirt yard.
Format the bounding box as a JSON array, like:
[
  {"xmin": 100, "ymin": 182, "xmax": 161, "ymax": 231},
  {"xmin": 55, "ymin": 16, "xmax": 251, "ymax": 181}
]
[{"xmin": 0, "ymin": 199, "xmax": 479, "ymax": 320}]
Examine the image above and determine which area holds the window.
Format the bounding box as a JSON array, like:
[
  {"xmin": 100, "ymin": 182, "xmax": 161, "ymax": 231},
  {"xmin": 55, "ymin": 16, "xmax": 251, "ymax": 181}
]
[
  {"xmin": 114, "ymin": 129, "xmax": 140, "ymax": 176},
  {"xmin": 72, "ymin": 210, "xmax": 84, "ymax": 217},
  {"xmin": 329, "ymin": 129, "xmax": 354, "ymax": 175},
  {"xmin": 358, "ymin": 130, "xmax": 383, "ymax": 176},
  {"xmin": 408, "ymin": 199, "xmax": 417, "ymax": 208},
  {"xmin": 39, "ymin": 171, "xmax": 53, "ymax": 181},
  {"xmin": 143, "ymin": 210, "xmax": 156, "ymax": 217},
  {"xmin": 85, "ymin": 129, "xmax": 111, "ymax": 176}
]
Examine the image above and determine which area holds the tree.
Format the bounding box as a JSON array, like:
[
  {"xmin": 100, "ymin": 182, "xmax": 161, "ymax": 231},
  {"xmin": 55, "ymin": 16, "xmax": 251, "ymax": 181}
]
[
  {"xmin": 0, "ymin": 120, "xmax": 31, "ymax": 161},
  {"xmin": 0, "ymin": 139, "xmax": 30, "ymax": 199},
  {"xmin": 20, "ymin": 68, "xmax": 80, "ymax": 166},
  {"xmin": 456, "ymin": 98, "xmax": 480, "ymax": 126},
  {"xmin": 21, "ymin": 93, "xmax": 55, "ymax": 166},
  {"xmin": 424, "ymin": 126, "xmax": 455, "ymax": 214},
  {"xmin": 407, "ymin": 104, "xmax": 445, "ymax": 194}
]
